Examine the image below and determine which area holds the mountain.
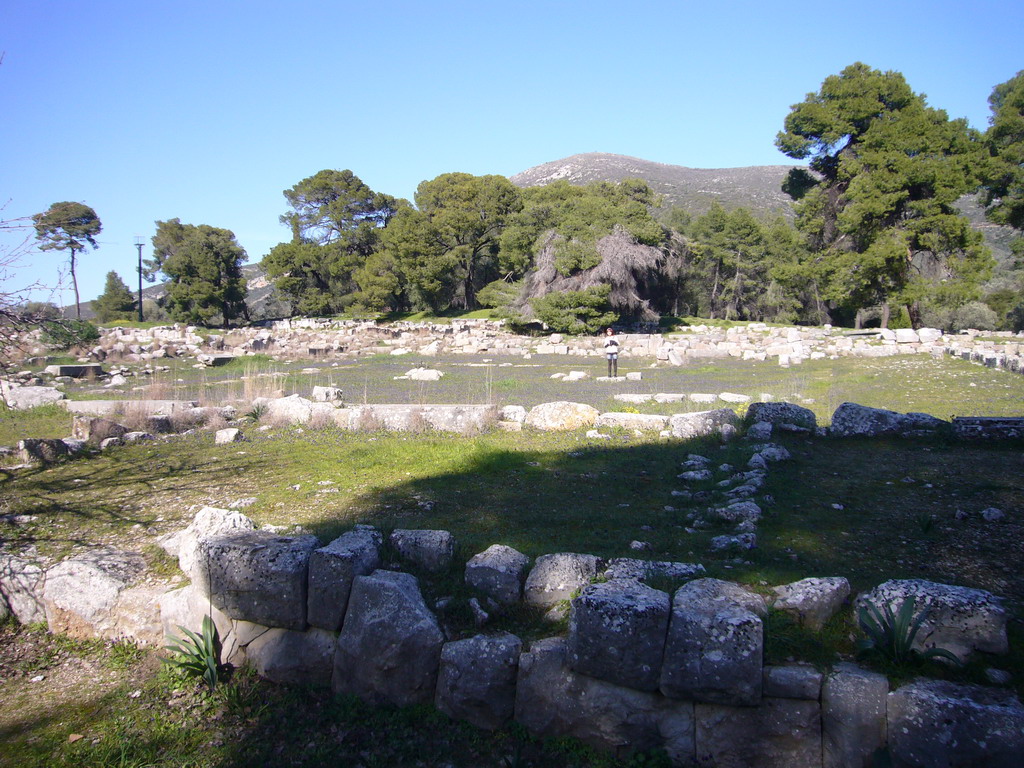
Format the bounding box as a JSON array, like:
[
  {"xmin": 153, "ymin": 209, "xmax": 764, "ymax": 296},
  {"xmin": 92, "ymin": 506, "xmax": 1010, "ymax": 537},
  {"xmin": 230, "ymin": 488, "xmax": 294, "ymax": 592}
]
[
  {"xmin": 511, "ymin": 152, "xmax": 1017, "ymax": 271},
  {"xmin": 510, "ymin": 152, "xmax": 799, "ymax": 218}
]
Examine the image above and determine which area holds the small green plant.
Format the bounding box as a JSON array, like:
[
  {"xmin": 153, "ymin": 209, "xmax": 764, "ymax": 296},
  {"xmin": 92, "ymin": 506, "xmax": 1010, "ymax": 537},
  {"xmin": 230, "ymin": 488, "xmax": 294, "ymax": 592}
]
[
  {"xmin": 914, "ymin": 510, "xmax": 935, "ymax": 534},
  {"xmin": 856, "ymin": 597, "xmax": 961, "ymax": 666},
  {"xmin": 163, "ymin": 614, "xmax": 221, "ymax": 689},
  {"xmin": 245, "ymin": 402, "xmax": 268, "ymax": 423}
]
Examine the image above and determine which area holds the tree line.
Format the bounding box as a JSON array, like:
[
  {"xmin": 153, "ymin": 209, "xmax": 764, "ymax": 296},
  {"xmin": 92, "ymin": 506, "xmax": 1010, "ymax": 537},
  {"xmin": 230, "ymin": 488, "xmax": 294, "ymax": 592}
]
[{"xmin": 33, "ymin": 63, "xmax": 1024, "ymax": 333}]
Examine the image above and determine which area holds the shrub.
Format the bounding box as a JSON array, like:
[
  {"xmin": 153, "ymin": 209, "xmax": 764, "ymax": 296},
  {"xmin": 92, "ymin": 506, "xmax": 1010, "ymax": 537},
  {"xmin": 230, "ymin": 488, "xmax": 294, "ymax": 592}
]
[
  {"xmin": 531, "ymin": 284, "xmax": 617, "ymax": 334},
  {"xmin": 39, "ymin": 319, "xmax": 100, "ymax": 350}
]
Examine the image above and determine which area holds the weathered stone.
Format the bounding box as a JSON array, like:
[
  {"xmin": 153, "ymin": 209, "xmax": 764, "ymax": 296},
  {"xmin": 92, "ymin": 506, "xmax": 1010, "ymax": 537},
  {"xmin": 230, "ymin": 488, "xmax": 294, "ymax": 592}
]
[
  {"xmin": 161, "ymin": 506, "xmax": 256, "ymax": 580},
  {"xmin": 525, "ymin": 401, "xmax": 599, "ymax": 431},
  {"xmin": 603, "ymin": 559, "xmax": 705, "ymax": 584},
  {"xmin": 435, "ymin": 632, "xmax": 522, "ymax": 730},
  {"xmin": 3, "ymin": 384, "xmax": 66, "ymax": 410},
  {"xmin": 719, "ymin": 392, "xmax": 750, "ymax": 403},
  {"xmin": 567, "ymin": 579, "xmax": 670, "ymax": 691},
  {"xmin": 831, "ymin": 402, "xmax": 948, "ymax": 437},
  {"xmin": 762, "ymin": 664, "xmax": 822, "ymax": 700},
  {"xmin": 669, "ymin": 408, "xmax": 740, "ymax": 440},
  {"xmin": 710, "ymin": 500, "xmax": 762, "ymax": 524},
  {"xmin": 215, "ymin": 427, "xmax": 244, "ymax": 444},
  {"xmin": 99, "ymin": 436, "xmax": 123, "ymax": 450},
  {"xmin": 195, "ymin": 531, "xmax": 319, "ymax": 630},
  {"xmin": 407, "ymin": 367, "xmax": 443, "ymax": 381},
  {"xmin": 745, "ymin": 401, "xmax": 817, "ymax": 431},
  {"xmin": 822, "ymin": 662, "xmax": 888, "ymax": 768},
  {"xmin": 709, "ymin": 533, "xmax": 757, "ymax": 552},
  {"xmin": 389, "ymin": 529, "xmax": 456, "ymax": 573},
  {"xmin": 745, "ymin": 421, "xmax": 773, "ymax": 440},
  {"xmin": 515, "ymin": 637, "xmax": 696, "ymax": 764},
  {"xmin": 465, "ymin": 544, "xmax": 529, "ymax": 606},
  {"xmin": 772, "ymin": 576, "xmax": 850, "ymax": 631},
  {"xmin": 594, "ymin": 412, "xmax": 669, "ymax": 431},
  {"xmin": 751, "ymin": 442, "xmax": 791, "ymax": 462},
  {"xmin": 332, "ymin": 569, "xmax": 444, "ymax": 707},
  {"xmin": 661, "ymin": 579, "xmax": 764, "ymax": 705},
  {"xmin": 311, "ymin": 385, "xmax": 343, "ymax": 402},
  {"xmin": 523, "ymin": 553, "xmax": 601, "ymax": 608},
  {"xmin": 71, "ymin": 415, "xmax": 128, "ymax": 445},
  {"xmin": 856, "ymin": 579, "xmax": 1008, "ymax": 661},
  {"xmin": 43, "ymin": 547, "xmax": 163, "ymax": 643},
  {"xmin": 887, "ymin": 679, "xmax": 1024, "ymax": 768},
  {"xmin": 246, "ymin": 627, "xmax": 337, "ymax": 687},
  {"xmin": 307, "ymin": 527, "xmax": 382, "ymax": 631},
  {"xmin": 499, "ymin": 405, "xmax": 527, "ymax": 423},
  {"xmin": 0, "ymin": 553, "xmax": 47, "ymax": 624},
  {"xmin": 695, "ymin": 698, "xmax": 821, "ymax": 767},
  {"xmin": 43, "ymin": 363, "xmax": 104, "ymax": 378},
  {"xmin": 17, "ymin": 438, "xmax": 70, "ymax": 464}
]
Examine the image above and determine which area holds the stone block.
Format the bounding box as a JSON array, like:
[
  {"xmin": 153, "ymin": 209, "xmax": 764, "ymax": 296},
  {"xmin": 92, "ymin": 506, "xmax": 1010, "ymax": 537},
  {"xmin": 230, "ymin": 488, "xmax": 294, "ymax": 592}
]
[
  {"xmin": 567, "ymin": 579, "xmax": 670, "ymax": 691},
  {"xmin": 307, "ymin": 527, "xmax": 382, "ymax": 631},
  {"xmin": 746, "ymin": 401, "xmax": 817, "ymax": 430},
  {"xmin": 71, "ymin": 415, "xmax": 128, "ymax": 445},
  {"xmin": 695, "ymin": 698, "xmax": 821, "ymax": 768},
  {"xmin": 515, "ymin": 637, "xmax": 696, "ymax": 764},
  {"xmin": 523, "ymin": 553, "xmax": 601, "ymax": 608},
  {"xmin": 17, "ymin": 438, "xmax": 70, "ymax": 464},
  {"xmin": 525, "ymin": 401, "xmax": 599, "ymax": 431},
  {"xmin": 594, "ymin": 412, "xmax": 669, "ymax": 431},
  {"xmin": 465, "ymin": 544, "xmax": 529, "ymax": 606},
  {"xmin": 669, "ymin": 408, "xmax": 740, "ymax": 440},
  {"xmin": 246, "ymin": 627, "xmax": 337, "ymax": 687},
  {"xmin": 435, "ymin": 632, "xmax": 522, "ymax": 730},
  {"xmin": 762, "ymin": 664, "xmax": 822, "ymax": 700},
  {"xmin": 602, "ymin": 559, "xmax": 705, "ymax": 584},
  {"xmin": 822, "ymin": 662, "xmax": 888, "ymax": 768},
  {"xmin": 332, "ymin": 570, "xmax": 444, "ymax": 707},
  {"xmin": 195, "ymin": 530, "xmax": 319, "ymax": 630},
  {"xmin": 0, "ymin": 553, "xmax": 47, "ymax": 624},
  {"xmin": 772, "ymin": 576, "xmax": 850, "ymax": 631},
  {"xmin": 389, "ymin": 529, "xmax": 456, "ymax": 573}
]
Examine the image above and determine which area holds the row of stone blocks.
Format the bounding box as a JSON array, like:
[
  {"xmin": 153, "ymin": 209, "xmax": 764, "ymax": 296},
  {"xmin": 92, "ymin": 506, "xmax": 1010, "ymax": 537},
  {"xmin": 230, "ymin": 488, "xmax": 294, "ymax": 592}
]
[{"xmin": 162, "ymin": 523, "xmax": 1022, "ymax": 767}]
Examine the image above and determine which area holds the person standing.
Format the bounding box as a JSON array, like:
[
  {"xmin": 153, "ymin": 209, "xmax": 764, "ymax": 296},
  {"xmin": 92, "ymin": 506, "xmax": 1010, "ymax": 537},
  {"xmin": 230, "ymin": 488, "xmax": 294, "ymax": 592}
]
[{"xmin": 603, "ymin": 327, "xmax": 620, "ymax": 378}]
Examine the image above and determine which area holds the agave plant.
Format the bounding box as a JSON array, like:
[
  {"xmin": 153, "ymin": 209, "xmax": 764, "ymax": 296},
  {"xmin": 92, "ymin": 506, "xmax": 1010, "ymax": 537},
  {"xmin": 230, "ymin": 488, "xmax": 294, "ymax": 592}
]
[
  {"xmin": 856, "ymin": 597, "xmax": 961, "ymax": 666},
  {"xmin": 163, "ymin": 614, "xmax": 221, "ymax": 689}
]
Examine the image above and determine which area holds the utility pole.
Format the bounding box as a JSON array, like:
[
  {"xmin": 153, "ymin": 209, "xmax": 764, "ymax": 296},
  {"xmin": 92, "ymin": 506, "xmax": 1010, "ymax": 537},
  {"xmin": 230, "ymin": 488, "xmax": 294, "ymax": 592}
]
[{"xmin": 135, "ymin": 236, "xmax": 144, "ymax": 322}]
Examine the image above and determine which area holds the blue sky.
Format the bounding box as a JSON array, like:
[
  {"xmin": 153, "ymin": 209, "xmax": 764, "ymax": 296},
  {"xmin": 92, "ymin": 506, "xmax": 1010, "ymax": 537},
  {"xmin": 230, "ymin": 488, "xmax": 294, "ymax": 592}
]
[{"xmin": 2, "ymin": 0, "xmax": 1021, "ymax": 306}]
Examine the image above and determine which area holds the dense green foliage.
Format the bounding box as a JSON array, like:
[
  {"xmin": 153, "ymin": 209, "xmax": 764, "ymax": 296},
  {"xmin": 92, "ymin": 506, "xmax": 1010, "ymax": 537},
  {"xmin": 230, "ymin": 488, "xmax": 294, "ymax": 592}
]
[
  {"xmin": 151, "ymin": 219, "xmax": 248, "ymax": 328},
  {"xmin": 39, "ymin": 318, "xmax": 100, "ymax": 350},
  {"xmin": 531, "ymin": 284, "xmax": 617, "ymax": 334},
  {"xmin": 776, "ymin": 62, "xmax": 993, "ymax": 327},
  {"xmin": 92, "ymin": 270, "xmax": 136, "ymax": 322},
  {"xmin": 32, "ymin": 201, "xmax": 102, "ymax": 319},
  {"xmin": 262, "ymin": 169, "xmax": 398, "ymax": 315},
  {"xmin": 982, "ymin": 71, "xmax": 1024, "ymax": 233}
]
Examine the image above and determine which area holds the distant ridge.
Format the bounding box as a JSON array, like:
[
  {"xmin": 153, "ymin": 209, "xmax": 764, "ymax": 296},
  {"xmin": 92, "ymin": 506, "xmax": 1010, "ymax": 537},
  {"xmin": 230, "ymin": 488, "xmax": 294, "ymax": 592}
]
[{"xmin": 510, "ymin": 152, "xmax": 799, "ymax": 217}]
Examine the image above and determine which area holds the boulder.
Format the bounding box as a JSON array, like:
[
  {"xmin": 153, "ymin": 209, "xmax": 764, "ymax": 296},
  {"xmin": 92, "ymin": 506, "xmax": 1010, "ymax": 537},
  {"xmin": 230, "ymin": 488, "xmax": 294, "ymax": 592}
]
[
  {"xmin": 669, "ymin": 409, "xmax": 740, "ymax": 441},
  {"xmin": 407, "ymin": 367, "xmax": 444, "ymax": 381},
  {"xmin": 17, "ymin": 438, "xmax": 70, "ymax": 464},
  {"xmin": 745, "ymin": 421, "xmax": 773, "ymax": 441},
  {"xmin": 0, "ymin": 553, "xmax": 47, "ymax": 624},
  {"xmin": 259, "ymin": 394, "xmax": 336, "ymax": 425},
  {"xmin": 307, "ymin": 527, "xmax": 382, "ymax": 631},
  {"xmin": 661, "ymin": 579, "xmax": 764, "ymax": 705},
  {"xmin": 523, "ymin": 553, "xmax": 602, "ymax": 608},
  {"xmin": 695, "ymin": 698, "xmax": 821, "ymax": 767},
  {"xmin": 710, "ymin": 500, "xmax": 762, "ymax": 524},
  {"xmin": 709, "ymin": 533, "xmax": 757, "ymax": 552},
  {"xmin": 215, "ymin": 428, "xmax": 244, "ymax": 444},
  {"xmin": 465, "ymin": 544, "xmax": 529, "ymax": 606},
  {"xmin": 499, "ymin": 405, "xmax": 527, "ymax": 423},
  {"xmin": 389, "ymin": 529, "xmax": 456, "ymax": 573},
  {"xmin": 515, "ymin": 637, "xmax": 696, "ymax": 764},
  {"xmin": 524, "ymin": 401, "xmax": 599, "ymax": 431},
  {"xmin": 194, "ymin": 531, "xmax": 319, "ymax": 630},
  {"xmin": 435, "ymin": 632, "xmax": 522, "ymax": 730},
  {"xmin": 855, "ymin": 579, "xmax": 1007, "ymax": 661},
  {"xmin": 71, "ymin": 416, "xmax": 128, "ymax": 445},
  {"xmin": 593, "ymin": 412, "xmax": 669, "ymax": 431},
  {"xmin": 830, "ymin": 402, "xmax": 948, "ymax": 437},
  {"xmin": 566, "ymin": 579, "xmax": 670, "ymax": 691},
  {"xmin": 332, "ymin": 570, "xmax": 445, "ymax": 707},
  {"xmin": 311, "ymin": 386, "xmax": 344, "ymax": 402},
  {"xmin": 745, "ymin": 401, "xmax": 816, "ymax": 431},
  {"xmin": 246, "ymin": 627, "xmax": 337, "ymax": 687},
  {"xmin": 887, "ymin": 679, "xmax": 1024, "ymax": 768},
  {"xmin": 772, "ymin": 576, "xmax": 850, "ymax": 631},
  {"xmin": 822, "ymin": 663, "xmax": 888, "ymax": 768}
]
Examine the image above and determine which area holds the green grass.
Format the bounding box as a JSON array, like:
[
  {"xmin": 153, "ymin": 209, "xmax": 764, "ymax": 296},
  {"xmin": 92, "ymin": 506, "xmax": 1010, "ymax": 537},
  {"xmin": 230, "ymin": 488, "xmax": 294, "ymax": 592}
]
[{"xmin": 0, "ymin": 403, "xmax": 74, "ymax": 446}]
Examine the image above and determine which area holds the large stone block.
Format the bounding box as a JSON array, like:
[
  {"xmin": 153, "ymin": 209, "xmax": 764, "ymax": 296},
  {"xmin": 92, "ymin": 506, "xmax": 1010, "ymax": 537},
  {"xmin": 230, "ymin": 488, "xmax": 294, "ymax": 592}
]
[
  {"xmin": 603, "ymin": 559, "xmax": 705, "ymax": 584},
  {"xmin": 594, "ymin": 412, "xmax": 670, "ymax": 431},
  {"xmin": 772, "ymin": 576, "xmax": 850, "ymax": 631},
  {"xmin": 523, "ymin": 553, "xmax": 602, "ymax": 608},
  {"xmin": 745, "ymin": 401, "xmax": 816, "ymax": 431},
  {"xmin": 17, "ymin": 438, "xmax": 70, "ymax": 464},
  {"xmin": 333, "ymin": 570, "xmax": 444, "ymax": 707},
  {"xmin": 160, "ymin": 505, "xmax": 256, "ymax": 581},
  {"xmin": 71, "ymin": 415, "xmax": 128, "ymax": 445},
  {"xmin": 435, "ymin": 632, "xmax": 522, "ymax": 730},
  {"xmin": 567, "ymin": 579, "xmax": 670, "ymax": 691},
  {"xmin": 246, "ymin": 627, "xmax": 337, "ymax": 687},
  {"xmin": 830, "ymin": 402, "xmax": 948, "ymax": 438},
  {"xmin": 194, "ymin": 531, "xmax": 319, "ymax": 630},
  {"xmin": 887, "ymin": 679, "xmax": 1024, "ymax": 768},
  {"xmin": 465, "ymin": 544, "xmax": 529, "ymax": 606},
  {"xmin": 661, "ymin": 579, "xmax": 764, "ymax": 705},
  {"xmin": 307, "ymin": 526, "xmax": 382, "ymax": 631},
  {"xmin": 515, "ymin": 637, "xmax": 696, "ymax": 764},
  {"xmin": 524, "ymin": 401, "xmax": 599, "ymax": 431},
  {"xmin": 0, "ymin": 553, "xmax": 47, "ymax": 624},
  {"xmin": 855, "ymin": 579, "xmax": 1007, "ymax": 661},
  {"xmin": 695, "ymin": 698, "xmax": 821, "ymax": 768},
  {"xmin": 669, "ymin": 408, "xmax": 740, "ymax": 440},
  {"xmin": 389, "ymin": 529, "xmax": 456, "ymax": 573},
  {"xmin": 822, "ymin": 663, "xmax": 888, "ymax": 768}
]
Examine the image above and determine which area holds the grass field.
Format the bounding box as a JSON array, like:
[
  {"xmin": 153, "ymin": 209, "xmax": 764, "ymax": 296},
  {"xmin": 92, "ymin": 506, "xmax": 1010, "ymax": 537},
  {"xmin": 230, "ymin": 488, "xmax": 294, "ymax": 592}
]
[{"xmin": 1, "ymin": 352, "xmax": 1023, "ymax": 767}]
